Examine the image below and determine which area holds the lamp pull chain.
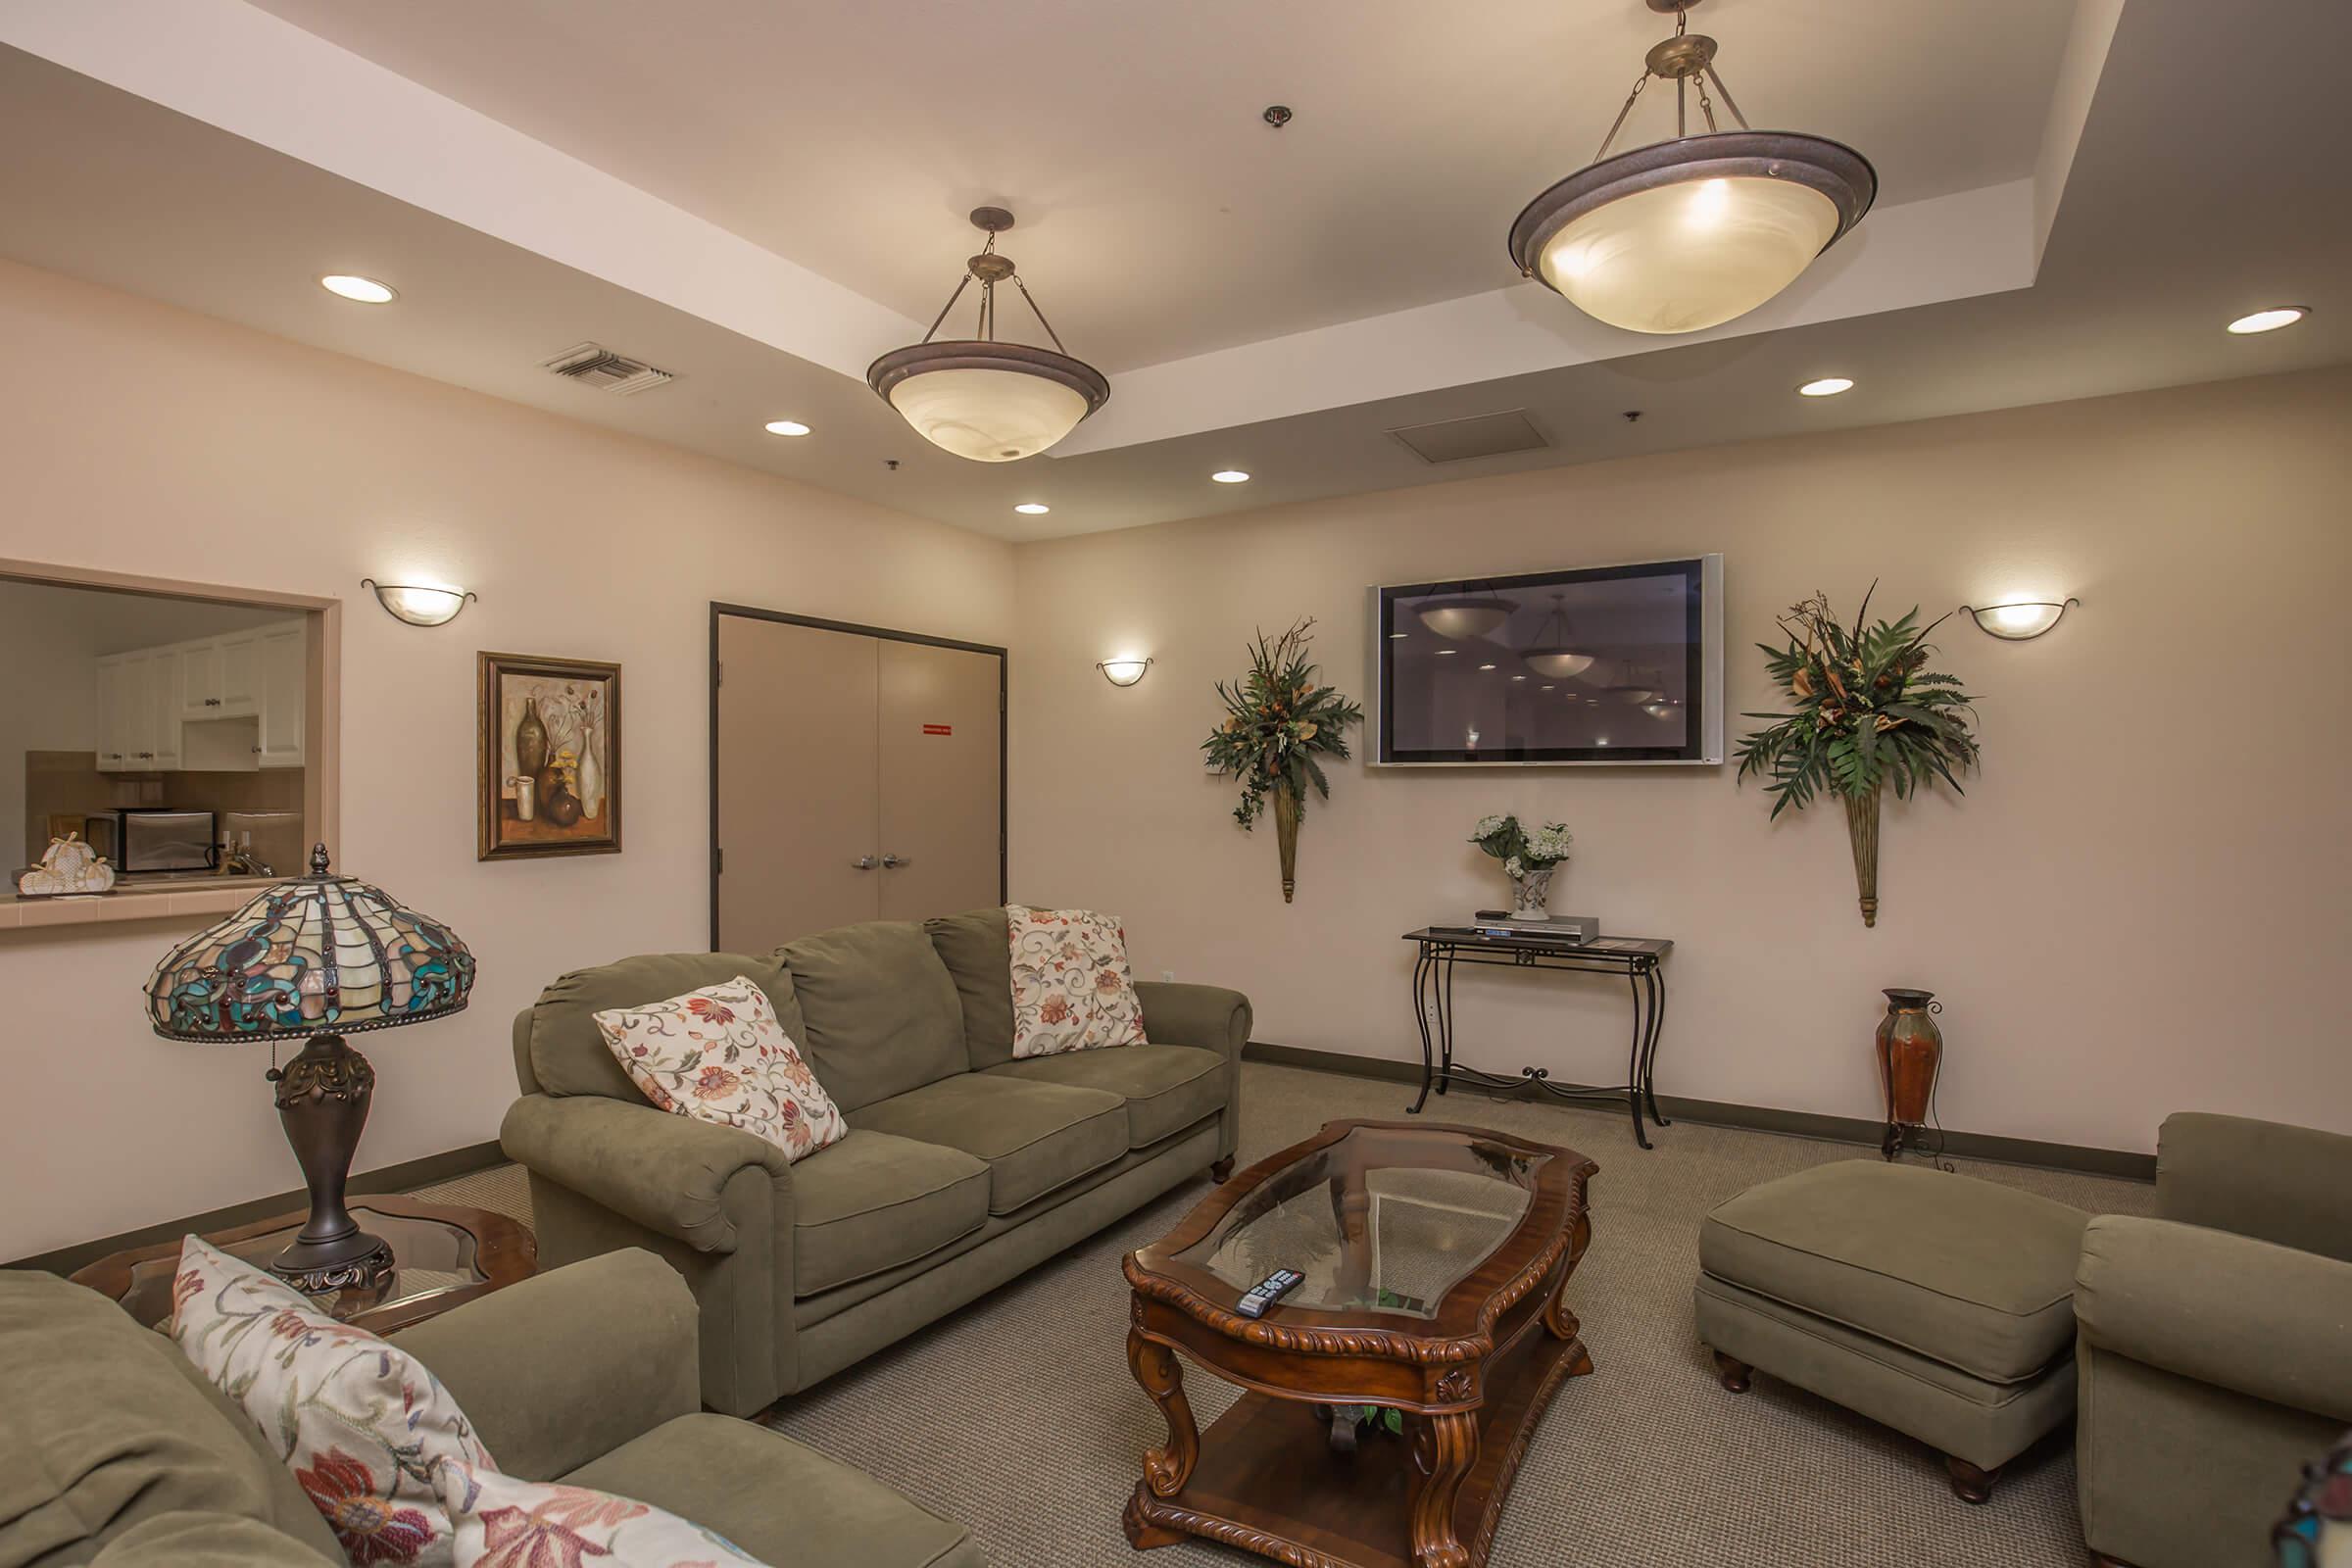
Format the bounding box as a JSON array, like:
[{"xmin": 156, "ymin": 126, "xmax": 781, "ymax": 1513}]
[{"xmin": 1693, "ymin": 68, "xmax": 1719, "ymax": 134}]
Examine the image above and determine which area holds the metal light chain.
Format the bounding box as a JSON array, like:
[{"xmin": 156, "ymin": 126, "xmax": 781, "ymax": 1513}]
[{"xmin": 1693, "ymin": 65, "xmax": 1719, "ymax": 134}]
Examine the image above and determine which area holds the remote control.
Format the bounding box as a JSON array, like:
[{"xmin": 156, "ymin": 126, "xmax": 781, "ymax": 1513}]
[{"xmin": 1236, "ymin": 1268, "xmax": 1303, "ymax": 1319}]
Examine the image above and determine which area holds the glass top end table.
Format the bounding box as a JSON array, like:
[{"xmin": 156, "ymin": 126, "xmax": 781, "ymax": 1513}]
[{"xmin": 74, "ymin": 1197, "xmax": 536, "ymax": 1335}]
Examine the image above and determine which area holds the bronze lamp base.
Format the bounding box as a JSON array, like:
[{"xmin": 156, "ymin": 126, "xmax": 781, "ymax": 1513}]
[{"xmin": 267, "ymin": 1033, "xmax": 395, "ymax": 1295}]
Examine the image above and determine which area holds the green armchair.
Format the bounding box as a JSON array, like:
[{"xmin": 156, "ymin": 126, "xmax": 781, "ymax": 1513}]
[{"xmin": 2076, "ymin": 1113, "xmax": 2352, "ymax": 1568}]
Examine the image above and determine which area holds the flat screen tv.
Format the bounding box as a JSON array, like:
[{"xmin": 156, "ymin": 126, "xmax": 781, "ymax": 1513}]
[{"xmin": 1369, "ymin": 555, "xmax": 1724, "ymax": 765}]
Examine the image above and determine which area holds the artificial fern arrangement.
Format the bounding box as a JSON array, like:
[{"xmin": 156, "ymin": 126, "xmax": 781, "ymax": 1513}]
[
  {"xmin": 1201, "ymin": 618, "xmax": 1365, "ymax": 903},
  {"xmin": 1734, "ymin": 588, "xmax": 1981, "ymax": 926}
]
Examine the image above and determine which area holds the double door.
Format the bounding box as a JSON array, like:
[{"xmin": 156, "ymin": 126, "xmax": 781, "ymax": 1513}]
[{"xmin": 713, "ymin": 610, "xmax": 1004, "ymax": 952}]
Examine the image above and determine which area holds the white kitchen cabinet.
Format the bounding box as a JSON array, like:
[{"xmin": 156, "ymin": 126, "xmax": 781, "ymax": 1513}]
[
  {"xmin": 96, "ymin": 619, "xmax": 306, "ymax": 773},
  {"xmin": 257, "ymin": 624, "xmax": 305, "ymax": 768}
]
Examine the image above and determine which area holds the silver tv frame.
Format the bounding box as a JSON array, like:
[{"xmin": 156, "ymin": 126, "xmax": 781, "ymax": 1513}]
[{"xmin": 1365, "ymin": 553, "xmax": 1725, "ymax": 767}]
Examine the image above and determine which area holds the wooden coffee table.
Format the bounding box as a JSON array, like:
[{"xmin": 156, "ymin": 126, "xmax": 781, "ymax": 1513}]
[
  {"xmin": 72, "ymin": 1196, "xmax": 536, "ymax": 1335},
  {"xmin": 1121, "ymin": 1119, "xmax": 1598, "ymax": 1568}
]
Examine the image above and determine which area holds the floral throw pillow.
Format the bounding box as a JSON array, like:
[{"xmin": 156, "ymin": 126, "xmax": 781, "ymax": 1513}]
[
  {"xmin": 434, "ymin": 1462, "xmax": 772, "ymax": 1568},
  {"xmin": 593, "ymin": 976, "xmax": 847, "ymax": 1163},
  {"xmin": 1006, "ymin": 905, "xmax": 1149, "ymax": 1058},
  {"xmin": 167, "ymin": 1235, "xmax": 497, "ymax": 1568}
]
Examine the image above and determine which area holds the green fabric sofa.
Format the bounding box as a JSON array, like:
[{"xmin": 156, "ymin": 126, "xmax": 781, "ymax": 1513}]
[
  {"xmin": 501, "ymin": 908, "xmax": 1250, "ymax": 1417},
  {"xmin": 2075, "ymin": 1113, "xmax": 2352, "ymax": 1568},
  {"xmin": 0, "ymin": 1249, "xmax": 979, "ymax": 1568}
]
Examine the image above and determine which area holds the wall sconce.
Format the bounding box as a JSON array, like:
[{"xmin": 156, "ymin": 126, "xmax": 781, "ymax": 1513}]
[
  {"xmin": 1960, "ymin": 599, "xmax": 2079, "ymax": 640},
  {"xmin": 364, "ymin": 579, "xmax": 476, "ymax": 627},
  {"xmin": 1097, "ymin": 657, "xmax": 1153, "ymax": 687}
]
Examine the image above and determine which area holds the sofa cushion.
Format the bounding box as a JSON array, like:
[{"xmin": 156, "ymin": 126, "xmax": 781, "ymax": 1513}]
[
  {"xmin": 90, "ymin": 1510, "xmax": 341, "ymax": 1567},
  {"xmin": 1006, "ymin": 906, "xmax": 1148, "ymax": 1058},
  {"xmin": 170, "ymin": 1236, "xmax": 498, "ymax": 1568},
  {"xmin": 1699, "ymin": 1160, "xmax": 2090, "ymax": 1384},
  {"xmin": 987, "ymin": 1044, "xmax": 1225, "ymax": 1149},
  {"xmin": 560, "ymin": 1413, "xmax": 980, "ymax": 1568},
  {"xmin": 777, "ymin": 922, "xmax": 966, "ymax": 1112},
  {"xmin": 848, "ymin": 1076, "xmax": 1127, "ymax": 1215},
  {"xmin": 925, "ymin": 906, "xmax": 1015, "ymax": 1069},
  {"xmin": 0, "ymin": 1270, "xmax": 342, "ymax": 1566},
  {"xmin": 434, "ymin": 1459, "xmax": 770, "ymax": 1566},
  {"xmin": 529, "ymin": 952, "xmax": 801, "ymax": 1102},
  {"xmin": 595, "ymin": 976, "xmax": 848, "ymax": 1163},
  {"xmin": 791, "ymin": 1131, "xmax": 991, "ymax": 1297}
]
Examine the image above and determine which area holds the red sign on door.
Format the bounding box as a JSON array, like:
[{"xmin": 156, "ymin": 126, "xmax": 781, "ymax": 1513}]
[{"xmin": 922, "ymin": 723, "xmax": 953, "ymax": 736}]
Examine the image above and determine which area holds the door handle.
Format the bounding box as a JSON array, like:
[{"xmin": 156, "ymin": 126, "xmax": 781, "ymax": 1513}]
[
  {"xmin": 880, "ymin": 853, "xmax": 911, "ymax": 869},
  {"xmin": 851, "ymin": 856, "xmax": 877, "ymax": 870}
]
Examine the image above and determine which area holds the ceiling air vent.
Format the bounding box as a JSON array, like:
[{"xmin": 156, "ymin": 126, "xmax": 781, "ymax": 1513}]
[
  {"xmin": 1388, "ymin": 409, "xmax": 1549, "ymax": 465},
  {"xmin": 539, "ymin": 342, "xmax": 674, "ymax": 396}
]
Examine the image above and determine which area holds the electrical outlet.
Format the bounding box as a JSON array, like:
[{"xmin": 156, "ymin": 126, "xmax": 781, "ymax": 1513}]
[{"xmin": 1161, "ymin": 969, "xmax": 1176, "ymax": 983}]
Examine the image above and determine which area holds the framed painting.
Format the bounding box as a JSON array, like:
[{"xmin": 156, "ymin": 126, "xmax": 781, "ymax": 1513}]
[{"xmin": 477, "ymin": 652, "xmax": 621, "ymax": 860}]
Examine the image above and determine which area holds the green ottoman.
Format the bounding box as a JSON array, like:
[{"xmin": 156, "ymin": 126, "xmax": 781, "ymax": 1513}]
[{"xmin": 1695, "ymin": 1160, "xmax": 2091, "ymax": 1502}]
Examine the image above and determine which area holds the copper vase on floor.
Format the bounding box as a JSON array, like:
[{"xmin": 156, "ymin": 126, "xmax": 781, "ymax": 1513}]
[{"xmin": 1876, "ymin": 988, "xmax": 1942, "ymax": 1161}]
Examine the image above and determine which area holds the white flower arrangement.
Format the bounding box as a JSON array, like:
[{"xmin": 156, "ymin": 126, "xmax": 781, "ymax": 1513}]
[{"xmin": 1468, "ymin": 814, "xmax": 1573, "ymax": 876}]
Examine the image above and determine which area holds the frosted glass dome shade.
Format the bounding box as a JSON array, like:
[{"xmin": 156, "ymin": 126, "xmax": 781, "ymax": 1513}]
[
  {"xmin": 1415, "ymin": 599, "xmax": 1510, "ymax": 639},
  {"xmin": 1510, "ymin": 132, "xmax": 1875, "ymax": 337},
  {"xmin": 866, "ymin": 341, "xmax": 1109, "ymax": 464},
  {"xmin": 1524, "ymin": 650, "xmax": 1597, "ymax": 679}
]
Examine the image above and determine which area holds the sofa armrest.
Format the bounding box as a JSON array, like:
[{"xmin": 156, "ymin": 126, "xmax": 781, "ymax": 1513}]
[
  {"xmin": 1135, "ymin": 981, "xmax": 1250, "ymax": 1060},
  {"xmin": 2076, "ymin": 1214, "xmax": 2352, "ymax": 1423},
  {"xmin": 2157, "ymin": 1112, "xmax": 2352, "ymax": 1261},
  {"xmin": 500, "ymin": 1093, "xmax": 792, "ymax": 1254},
  {"xmin": 395, "ymin": 1250, "xmax": 699, "ymax": 1482}
]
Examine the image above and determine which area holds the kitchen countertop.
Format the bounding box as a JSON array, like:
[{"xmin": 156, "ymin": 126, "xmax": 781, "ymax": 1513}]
[{"xmin": 0, "ymin": 873, "xmax": 277, "ymax": 930}]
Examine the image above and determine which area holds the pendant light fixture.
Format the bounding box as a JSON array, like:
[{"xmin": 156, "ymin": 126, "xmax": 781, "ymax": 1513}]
[
  {"xmin": 1522, "ymin": 593, "xmax": 1597, "ymax": 680},
  {"xmin": 866, "ymin": 207, "xmax": 1109, "ymax": 463},
  {"xmin": 1508, "ymin": 0, "xmax": 1875, "ymax": 335},
  {"xmin": 1414, "ymin": 581, "xmax": 1513, "ymax": 640}
]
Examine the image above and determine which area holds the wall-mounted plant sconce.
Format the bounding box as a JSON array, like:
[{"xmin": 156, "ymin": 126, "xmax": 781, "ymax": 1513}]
[
  {"xmin": 364, "ymin": 578, "xmax": 476, "ymax": 627},
  {"xmin": 1960, "ymin": 598, "xmax": 2079, "ymax": 641},
  {"xmin": 1097, "ymin": 657, "xmax": 1153, "ymax": 687}
]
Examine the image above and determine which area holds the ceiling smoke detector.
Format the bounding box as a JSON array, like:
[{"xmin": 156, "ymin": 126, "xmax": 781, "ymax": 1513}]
[{"xmin": 539, "ymin": 342, "xmax": 675, "ymax": 395}]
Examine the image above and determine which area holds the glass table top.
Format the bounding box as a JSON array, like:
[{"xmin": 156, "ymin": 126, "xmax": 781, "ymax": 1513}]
[
  {"xmin": 1173, "ymin": 1126, "xmax": 1548, "ymax": 1319},
  {"xmin": 120, "ymin": 1208, "xmax": 487, "ymax": 1326}
]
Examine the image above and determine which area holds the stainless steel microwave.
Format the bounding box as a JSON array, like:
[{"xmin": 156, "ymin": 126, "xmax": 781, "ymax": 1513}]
[{"xmin": 104, "ymin": 809, "xmax": 217, "ymax": 872}]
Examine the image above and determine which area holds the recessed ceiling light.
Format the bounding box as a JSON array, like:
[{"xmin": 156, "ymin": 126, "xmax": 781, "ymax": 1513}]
[
  {"xmin": 763, "ymin": 419, "xmax": 812, "ymax": 437},
  {"xmin": 2227, "ymin": 307, "xmax": 2309, "ymax": 335},
  {"xmin": 1479, "ymin": 663, "xmax": 1498, "ymax": 671},
  {"xmin": 1510, "ymin": 674, "xmax": 1527, "ymax": 681},
  {"xmin": 1211, "ymin": 469, "xmax": 1251, "ymax": 484},
  {"xmin": 1435, "ymin": 649, "xmax": 1458, "ymax": 657},
  {"xmin": 1797, "ymin": 376, "xmax": 1855, "ymax": 397},
  {"xmin": 1389, "ymin": 631, "xmax": 1408, "ymax": 639},
  {"xmin": 1013, "ymin": 502, "xmax": 1051, "ymax": 514},
  {"xmin": 319, "ymin": 274, "xmax": 396, "ymax": 304}
]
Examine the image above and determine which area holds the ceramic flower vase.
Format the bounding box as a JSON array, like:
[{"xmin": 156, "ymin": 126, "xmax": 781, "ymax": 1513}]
[
  {"xmin": 577, "ymin": 730, "xmax": 604, "ymax": 820},
  {"xmin": 1510, "ymin": 865, "xmax": 1555, "ymax": 920},
  {"xmin": 1273, "ymin": 782, "xmax": 1299, "ymax": 905}
]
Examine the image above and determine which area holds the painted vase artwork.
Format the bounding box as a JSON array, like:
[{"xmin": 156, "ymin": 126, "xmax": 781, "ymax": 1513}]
[{"xmin": 478, "ymin": 653, "xmax": 622, "ymax": 860}]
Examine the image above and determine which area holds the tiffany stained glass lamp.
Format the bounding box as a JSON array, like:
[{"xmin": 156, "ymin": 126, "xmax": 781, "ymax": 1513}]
[{"xmin": 145, "ymin": 845, "xmax": 475, "ymax": 1293}]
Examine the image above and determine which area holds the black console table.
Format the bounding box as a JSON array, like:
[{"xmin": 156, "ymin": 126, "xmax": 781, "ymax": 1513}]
[{"xmin": 1401, "ymin": 928, "xmax": 1674, "ymax": 1149}]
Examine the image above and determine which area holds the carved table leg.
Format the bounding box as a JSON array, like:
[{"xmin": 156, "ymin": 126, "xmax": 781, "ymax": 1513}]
[
  {"xmin": 1945, "ymin": 1454, "xmax": 1999, "ymax": 1504},
  {"xmin": 1712, "ymin": 1350, "xmax": 1752, "ymax": 1393},
  {"xmin": 1127, "ymin": 1329, "xmax": 1198, "ymax": 1498},
  {"xmin": 1542, "ymin": 1211, "xmax": 1596, "ymax": 1375},
  {"xmin": 1407, "ymin": 1410, "xmax": 1480, "ymax": 1568},
  {"xmin": 1209, "ymin": 1154, "xmax": 1235, "ymax": 1183}
]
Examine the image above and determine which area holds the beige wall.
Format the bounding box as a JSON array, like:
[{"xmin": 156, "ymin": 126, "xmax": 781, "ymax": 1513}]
[
  {"xmin": 0, "ymin": 258, "xmax": 1015, "ymax": 1261},
  {"xmin": 1008, "ymin": 368, "xmax": 2352, "ymax": 1155}
]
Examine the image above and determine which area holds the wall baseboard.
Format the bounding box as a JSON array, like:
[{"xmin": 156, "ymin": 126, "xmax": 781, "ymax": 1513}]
[
  {"xmin": 1243, "ymin": 1042, "xmax": 2156, "ymax": 1182},
  {"xmin": 7, "ymin": 1141, "xmax": 510, "ymax": 1278}
]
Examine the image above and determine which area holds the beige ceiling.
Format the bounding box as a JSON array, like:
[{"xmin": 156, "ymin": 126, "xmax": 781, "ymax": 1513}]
[
  {"xmin": 0, "ymin": 0, "xmax": 2345, "ymax": 543},
  {"xmin": 242, "ymin": 0, "xmax": 2074, "ymax": 371}
]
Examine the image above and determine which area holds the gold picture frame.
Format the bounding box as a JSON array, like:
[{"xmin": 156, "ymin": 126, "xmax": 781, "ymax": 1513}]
[{"xmin": 476, "ymin": 652, "xmax": 621, "ymax": 860}]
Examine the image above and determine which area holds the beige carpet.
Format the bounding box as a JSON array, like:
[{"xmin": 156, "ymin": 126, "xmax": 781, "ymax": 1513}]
[{"xmin": 419, "ymin": 1063, "xmax": 2156, "ymax": 1567}]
